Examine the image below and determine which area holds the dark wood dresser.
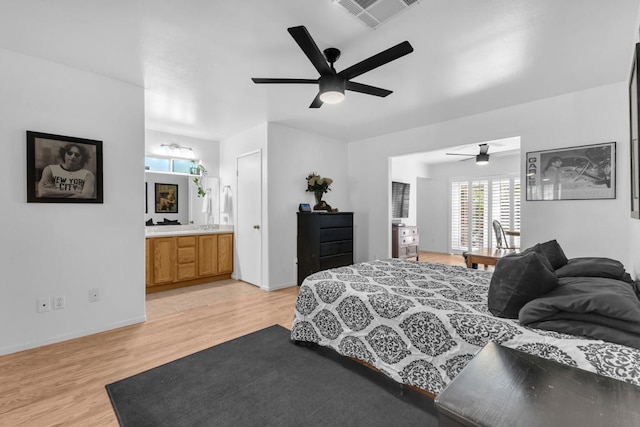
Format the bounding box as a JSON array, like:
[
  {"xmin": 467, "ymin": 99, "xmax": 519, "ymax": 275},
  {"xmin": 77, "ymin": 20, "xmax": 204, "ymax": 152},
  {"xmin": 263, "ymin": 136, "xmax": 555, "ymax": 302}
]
[
  {"xmin": 434, "ymin": 341, "xmax": 640, "ymax": 427},
  {"xmin": 297, "ymin": 212, "xmax": 353, "ymax": 285},
  {"xmin": 392, "ymin": 225, "xmax": 419, "ymax": 260}
]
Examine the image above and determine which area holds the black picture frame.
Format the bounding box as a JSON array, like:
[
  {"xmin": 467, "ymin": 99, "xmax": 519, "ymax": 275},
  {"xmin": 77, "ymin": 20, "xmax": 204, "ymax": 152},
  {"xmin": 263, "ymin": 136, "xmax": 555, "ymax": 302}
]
[
  {"xmin": 26, "ymin": 131, "xmax": 103, "ymax": 203},
  {"xmin": 525, "ymin": 142, "xmax": 616, "ymax": 201},
  {"xmin": 630, "ymin": 43, "xmax": 640, "ymax": 218},
  {"xmin": 155, "ymin": 183, "xmax": 178, "ymax": 213}
]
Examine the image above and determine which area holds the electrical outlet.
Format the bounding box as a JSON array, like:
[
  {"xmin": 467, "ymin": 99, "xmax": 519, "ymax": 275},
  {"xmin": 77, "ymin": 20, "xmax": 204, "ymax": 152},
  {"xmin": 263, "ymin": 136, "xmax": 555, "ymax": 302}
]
[
  {"xmin": 53, "ymin": 295, "xmax": 65, "ymax": 310},
  {"xmin": 88, "ymin": 288, "xmax": 100, "ymax": 302},
  {"xmin": 37, "ymin": 297, "xmax": 50, "ymax": 313}
]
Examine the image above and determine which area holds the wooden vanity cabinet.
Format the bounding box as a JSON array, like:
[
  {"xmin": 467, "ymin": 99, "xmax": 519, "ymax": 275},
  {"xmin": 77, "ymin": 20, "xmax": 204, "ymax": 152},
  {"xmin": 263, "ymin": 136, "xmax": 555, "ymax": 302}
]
[{"xmin": 146, "ymin": 233, "xmax": 234, "ymax": 292}]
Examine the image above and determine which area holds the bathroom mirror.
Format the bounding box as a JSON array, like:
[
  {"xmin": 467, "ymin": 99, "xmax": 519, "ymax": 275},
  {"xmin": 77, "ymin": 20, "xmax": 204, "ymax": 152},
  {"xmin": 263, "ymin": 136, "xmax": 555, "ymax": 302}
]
[{"xmin": 145, "ymin": 171, "xmax": 219, "ymax": 226}]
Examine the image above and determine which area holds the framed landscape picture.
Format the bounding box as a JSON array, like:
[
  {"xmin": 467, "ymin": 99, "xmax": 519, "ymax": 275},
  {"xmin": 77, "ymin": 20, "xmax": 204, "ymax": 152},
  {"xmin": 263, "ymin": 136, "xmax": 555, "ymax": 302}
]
[
  {"xmin": 525, "ymin": 142, "xmax": 616, "ymax": 201},
  {"xmin": 155, "ymin": 183, "xmax": 178, "ymax": 213},
  {"xmin": 26, "ymin": 131, "xmax": 103, "ymax": 203}
]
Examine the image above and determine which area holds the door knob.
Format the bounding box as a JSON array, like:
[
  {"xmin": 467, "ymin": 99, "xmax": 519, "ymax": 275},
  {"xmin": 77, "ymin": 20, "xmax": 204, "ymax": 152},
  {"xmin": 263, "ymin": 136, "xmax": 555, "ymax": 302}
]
[{"xmin": 253, "ymin": 225, "xmax": 260, "ymax": 229}]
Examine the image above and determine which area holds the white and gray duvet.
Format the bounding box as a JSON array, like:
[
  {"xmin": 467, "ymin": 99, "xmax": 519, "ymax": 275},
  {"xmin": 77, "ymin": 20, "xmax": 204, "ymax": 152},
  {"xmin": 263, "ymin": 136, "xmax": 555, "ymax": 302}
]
[{"xmin": 291, "ymin": 259, "xmax": 640, "ymax": 395}]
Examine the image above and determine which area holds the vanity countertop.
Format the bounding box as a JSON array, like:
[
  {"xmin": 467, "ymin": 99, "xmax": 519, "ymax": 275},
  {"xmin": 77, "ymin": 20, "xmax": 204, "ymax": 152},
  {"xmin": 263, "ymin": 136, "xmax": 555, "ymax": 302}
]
[{"xmin": 145, "ymin": 224, "xmax": 234, "ymax": 237}]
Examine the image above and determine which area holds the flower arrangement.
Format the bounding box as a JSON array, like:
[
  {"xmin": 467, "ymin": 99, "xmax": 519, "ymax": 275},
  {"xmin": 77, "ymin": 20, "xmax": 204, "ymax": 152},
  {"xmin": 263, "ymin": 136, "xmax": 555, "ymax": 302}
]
[{"xmin": 306, "ymin": 172, "xmax": 332, "ymax": 203}]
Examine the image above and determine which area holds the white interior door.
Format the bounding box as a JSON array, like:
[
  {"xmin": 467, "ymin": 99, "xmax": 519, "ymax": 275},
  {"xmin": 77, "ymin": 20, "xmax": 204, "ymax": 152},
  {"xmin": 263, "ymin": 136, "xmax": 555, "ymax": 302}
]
[{"xmin": 236, "ymin": 150, "xmax": 262, "ymax": 287}]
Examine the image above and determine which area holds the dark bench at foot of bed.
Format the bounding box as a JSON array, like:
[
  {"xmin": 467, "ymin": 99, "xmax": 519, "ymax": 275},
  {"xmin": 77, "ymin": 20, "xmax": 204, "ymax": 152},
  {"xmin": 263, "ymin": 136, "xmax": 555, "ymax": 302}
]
[{"xmin": 434, "ymin": 342, "xmax": 640, "ymax": 427}]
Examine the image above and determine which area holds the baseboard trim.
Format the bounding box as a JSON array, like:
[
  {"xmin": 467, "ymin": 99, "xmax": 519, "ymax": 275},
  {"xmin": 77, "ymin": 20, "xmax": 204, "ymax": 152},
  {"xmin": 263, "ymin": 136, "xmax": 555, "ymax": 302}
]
[{"xmin": 0, "ymin": 315, "xmax": 146, "ymax": 356}]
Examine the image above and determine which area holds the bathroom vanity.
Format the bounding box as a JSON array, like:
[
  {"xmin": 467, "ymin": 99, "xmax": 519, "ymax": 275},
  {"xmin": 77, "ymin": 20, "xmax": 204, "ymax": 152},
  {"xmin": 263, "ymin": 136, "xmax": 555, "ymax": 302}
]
[{"xmin": 145, "ymin": 225, "xmax": 233, "ymax": 293}]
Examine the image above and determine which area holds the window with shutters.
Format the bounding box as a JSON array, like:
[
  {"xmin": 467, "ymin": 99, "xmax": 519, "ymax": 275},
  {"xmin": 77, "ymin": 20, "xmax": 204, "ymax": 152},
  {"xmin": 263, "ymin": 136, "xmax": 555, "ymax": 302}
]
[{"xmin": 450, "ymin": 175, "xmax": 520, "ymax": 252}]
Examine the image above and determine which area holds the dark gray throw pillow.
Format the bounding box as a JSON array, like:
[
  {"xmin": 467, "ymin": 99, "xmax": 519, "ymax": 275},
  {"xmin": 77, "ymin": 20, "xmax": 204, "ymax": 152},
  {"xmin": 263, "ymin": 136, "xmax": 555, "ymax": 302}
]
[
  {"xmin": 555, "ymin": 257, "xmax": 626, "ymax": 280},
  {"xmin": 488, "ymin": 251, "xmax": 559, "ymax": 319},
  {"xmin": 536, "ymin": 240, "xmax": 569, "ymax": 270},
  {"xmin": 520, "ymin": 240, "xmax": 568, "ymax": 270}
]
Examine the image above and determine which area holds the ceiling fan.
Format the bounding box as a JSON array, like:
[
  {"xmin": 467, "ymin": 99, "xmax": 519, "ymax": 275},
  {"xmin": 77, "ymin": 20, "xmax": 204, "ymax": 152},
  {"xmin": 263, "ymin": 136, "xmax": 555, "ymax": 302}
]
[
  {"xmin": 446, "ymin": 143, "xmax": 490, "ymax": 165},
  {"xmin": 251, "ymin": 25, "xmax": 413, "ymax": 108}
]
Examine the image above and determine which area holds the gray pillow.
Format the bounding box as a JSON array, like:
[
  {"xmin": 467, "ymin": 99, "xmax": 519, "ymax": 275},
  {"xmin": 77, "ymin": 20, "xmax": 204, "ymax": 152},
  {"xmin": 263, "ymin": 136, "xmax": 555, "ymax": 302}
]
[
  {"xmin": 488, "ymin": 251, "xmax": 559, "ymax": 319},
  {"xmin": 555, "ymin": 257, "xmax": 626, "ymax": 280},
  {"xmin": 536, "ymin": 240, "xmax": 569, "ymax": 270},
  {"xmin": 520, "ymin": 240, "xmax": 569, "ymax": 270}
]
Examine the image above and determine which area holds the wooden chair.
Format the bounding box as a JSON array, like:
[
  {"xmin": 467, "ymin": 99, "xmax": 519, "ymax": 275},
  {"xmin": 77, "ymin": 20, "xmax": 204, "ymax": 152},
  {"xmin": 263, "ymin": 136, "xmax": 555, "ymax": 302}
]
[{"xmin": 492, "ymin": 220, "xmax": 518, "ymax": 249}]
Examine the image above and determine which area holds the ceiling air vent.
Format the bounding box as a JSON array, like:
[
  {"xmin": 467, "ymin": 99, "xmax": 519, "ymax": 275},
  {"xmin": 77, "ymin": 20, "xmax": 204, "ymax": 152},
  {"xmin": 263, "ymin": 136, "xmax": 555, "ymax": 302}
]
[{"xmin": 333, "ymin": 0, "xmax": 420, "ymax": 29}]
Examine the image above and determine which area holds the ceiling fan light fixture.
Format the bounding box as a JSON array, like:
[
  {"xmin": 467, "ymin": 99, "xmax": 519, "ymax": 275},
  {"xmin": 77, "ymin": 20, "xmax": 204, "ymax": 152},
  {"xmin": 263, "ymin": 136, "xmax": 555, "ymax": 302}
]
[
  {"xmin": 319, "ymin": 74, "xmax": 346, "ymax": 104},
  {"xmin": 476, "ymin": 153, "xmax": 489, "ymax": 165},
  {"xmin": 320, "ymin": 90, "xmax": 345, "ymax": 104}
]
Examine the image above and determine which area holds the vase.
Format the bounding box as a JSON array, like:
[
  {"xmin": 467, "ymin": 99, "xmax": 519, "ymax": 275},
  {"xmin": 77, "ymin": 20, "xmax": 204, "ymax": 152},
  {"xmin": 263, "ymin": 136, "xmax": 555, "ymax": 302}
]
[{"xmin": 313, "ymin": 191, "xmax": 332, "ymax": 211}]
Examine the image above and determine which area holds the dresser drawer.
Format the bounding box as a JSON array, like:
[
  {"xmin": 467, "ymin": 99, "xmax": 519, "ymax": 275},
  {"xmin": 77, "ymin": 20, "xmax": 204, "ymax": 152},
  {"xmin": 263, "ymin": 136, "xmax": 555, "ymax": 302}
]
[
  {"xmin": 320, "ymin": 253, "xmax": 353, "ymax": 270},
  {"xmin": 319, "ymin": 214, "xmax": 353, "ymax": 229},
  {"xmin": 399, "ymin": 227, "xmax": 419, "ymax": 237},
  {"xmin": 320, "ymin": 227, "xmax": 353, "ymax": 242},
  {"xmin": 320, "ymin": 240, "xmax": 353, "ymax": 257},
  {"xmin": 399, "ymin": 235, "xmax": 419, "ymax": 246}
]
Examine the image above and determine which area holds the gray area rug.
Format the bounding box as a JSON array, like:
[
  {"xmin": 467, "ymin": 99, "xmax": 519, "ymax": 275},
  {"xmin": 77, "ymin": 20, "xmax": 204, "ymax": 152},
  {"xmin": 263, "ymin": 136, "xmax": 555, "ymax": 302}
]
[{"xmin": 106, "ymin": 324, "xmax": 438, "ymax": 426}]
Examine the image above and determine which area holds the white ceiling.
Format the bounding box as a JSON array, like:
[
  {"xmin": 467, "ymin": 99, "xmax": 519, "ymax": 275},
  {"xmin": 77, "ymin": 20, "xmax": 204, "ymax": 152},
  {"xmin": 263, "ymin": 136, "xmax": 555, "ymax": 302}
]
[{"xmin": 1, "ymin": 0, "xmax": 638, "ymax": 143}]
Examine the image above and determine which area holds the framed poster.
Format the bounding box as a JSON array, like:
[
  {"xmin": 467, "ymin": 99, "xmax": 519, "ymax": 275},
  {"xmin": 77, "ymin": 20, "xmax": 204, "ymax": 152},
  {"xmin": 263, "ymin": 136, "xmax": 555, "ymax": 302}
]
[
  {"xmin": 526, "ymin": 142, "xmax": 615, "ymax": 201},
  {"xmin": 26, "ymin": 131, "xmax": 103, "ymax": 203},
  {"xmin": 155, "ymin": 183, "xmax": 178, "ymax": 213},
  {"xmin": 630, "ymin": 43, "xmax": 640, "ymax": 218}
]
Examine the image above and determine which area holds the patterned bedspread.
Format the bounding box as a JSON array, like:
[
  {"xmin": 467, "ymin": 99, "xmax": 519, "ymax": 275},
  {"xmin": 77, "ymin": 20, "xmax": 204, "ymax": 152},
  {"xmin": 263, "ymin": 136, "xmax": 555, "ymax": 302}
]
[{"xmin": 291, "ymin": 259, "xmax": 640, "ymax": 395}]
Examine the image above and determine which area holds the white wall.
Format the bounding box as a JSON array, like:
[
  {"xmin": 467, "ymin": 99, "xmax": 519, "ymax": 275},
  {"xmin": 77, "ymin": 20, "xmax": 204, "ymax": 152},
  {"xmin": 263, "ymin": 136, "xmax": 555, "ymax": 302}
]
[
  {"xmin": 219, "ymin": 122, "xmax": 349, "ymax": 291},
  {"xmin": 418, "ymin": 153, "xmax": 520, "ymax": 253},
  {"xmin": 0, "ymin": 48, "xmax": 145, "ymax": 355},
  {"xmin": 349, "ymin": 82, "xmax": 637, "ymax": 273},
  {"xmin": 268, "ymin": 123, "xmax": 349, "ymax": 289}
]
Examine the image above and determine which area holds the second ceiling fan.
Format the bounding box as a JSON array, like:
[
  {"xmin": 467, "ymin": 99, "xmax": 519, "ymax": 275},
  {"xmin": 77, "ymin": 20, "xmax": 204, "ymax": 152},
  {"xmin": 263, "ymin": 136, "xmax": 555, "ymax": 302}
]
[
  {"xmin": 251, "ymin": 25, "xmax": 414, "ymax": 108},
  {"xmin": 446, "ymin": 144, "xmax": 491, "ymax": 165}
]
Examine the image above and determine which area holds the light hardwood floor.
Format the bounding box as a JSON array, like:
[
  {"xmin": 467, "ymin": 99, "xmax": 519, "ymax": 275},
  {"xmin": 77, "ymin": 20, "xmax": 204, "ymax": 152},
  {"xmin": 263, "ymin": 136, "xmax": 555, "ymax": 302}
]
[{"xmin": 0, "ymin": 252, "xmax": 462, "ymax": 426}]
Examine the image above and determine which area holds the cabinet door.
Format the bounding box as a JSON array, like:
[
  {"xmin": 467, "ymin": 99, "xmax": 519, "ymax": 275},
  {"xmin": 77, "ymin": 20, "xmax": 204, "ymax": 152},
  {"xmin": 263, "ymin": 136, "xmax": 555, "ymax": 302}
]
[
  {"xmin": 152, "ymin": 237, "xmax": 175, "ymax": 285},
  {"xmin": 217, "ymin": 233, "xmax": 234, "ymax": 273},
  {"xmin": 198, "ymin": 234, "xmax": 218, "ymax": 277}
]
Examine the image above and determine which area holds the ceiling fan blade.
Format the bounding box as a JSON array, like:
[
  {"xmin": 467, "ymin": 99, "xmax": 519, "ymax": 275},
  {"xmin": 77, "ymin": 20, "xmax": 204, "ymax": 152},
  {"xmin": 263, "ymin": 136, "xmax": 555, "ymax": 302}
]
[
  {"xmin": 445, "ymin": 153, "xmax": 475, "ymax": 156},
  {"xmin": 479, "ymin": 143, "xmax": 489, "ymax": 155},
  {"xmin": 251, "ymin": 78, "xmax": 317, "ymax": 84},
  {"xmin": 339, "ymin": 41, "xmax": 413, "ymax": 80},
  {"xmin": 288, "ymin": 26, "xmax": 333, "ymax": 76},
  {"xmin": 309, "ymin": 93, "xmax": 323, "ymax": 108},
  {"xmin": 345, "ymin": 81, "xmax": 392, "ymax": 97}
]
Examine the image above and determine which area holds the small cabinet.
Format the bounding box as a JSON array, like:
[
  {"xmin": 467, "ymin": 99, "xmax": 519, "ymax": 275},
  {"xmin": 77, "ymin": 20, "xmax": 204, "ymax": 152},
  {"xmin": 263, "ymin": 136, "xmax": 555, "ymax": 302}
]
[
  {"xmin": 146, "ymin": 232, "xmax": 234, "ymax": 292},
  {"xmin": 392, "ymin": 225, "xmax": 419, "ymax": 260}
]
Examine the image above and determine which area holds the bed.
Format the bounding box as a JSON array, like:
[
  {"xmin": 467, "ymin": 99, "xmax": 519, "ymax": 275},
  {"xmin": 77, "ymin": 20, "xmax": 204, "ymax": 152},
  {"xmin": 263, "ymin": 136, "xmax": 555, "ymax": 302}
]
[{"xmin": 291, "ymin": 258, "xmax": 640, "ymax": 395}]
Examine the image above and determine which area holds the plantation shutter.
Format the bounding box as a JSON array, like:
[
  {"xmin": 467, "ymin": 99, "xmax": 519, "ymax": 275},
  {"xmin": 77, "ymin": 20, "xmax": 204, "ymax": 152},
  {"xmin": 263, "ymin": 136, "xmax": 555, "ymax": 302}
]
[
  {"xmin": 450, "ymin": 175, "xmax": 520, "ymax": 252},
  {"xmin": 450, "ymin": 181, "xmax": 469, "ymax": 251},
  {"xmin": 470, "ymin": 180, "xmax": 488, "ymax": 250}
]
